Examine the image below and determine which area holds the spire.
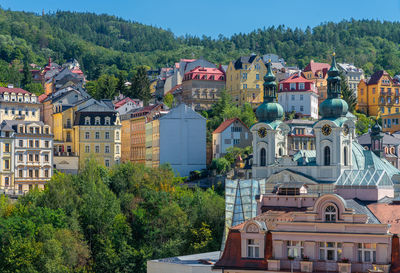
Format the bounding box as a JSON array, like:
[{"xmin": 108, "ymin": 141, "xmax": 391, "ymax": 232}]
[
  {"xmin": 319, "ymin": 53, "xmax": 349, "ymax": 118},
  {"xmin": 371, "ymin": 119, "xmax": 384, "ymax": 158},
  {"xmin": 327, "ymin": 52, "xmax": 341, "ymax": 99},
  {"xmin": 255, "ymin": 60, "xmax": 283, "ymax": 122},
  {"xmin": 263, "ymin": 60, "xmax": 277, "ymax": 103}
]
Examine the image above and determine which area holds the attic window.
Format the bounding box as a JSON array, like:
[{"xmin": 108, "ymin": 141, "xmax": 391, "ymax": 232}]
[
  {"xmin": 105, "ymin": 117, "xmax": 111, "ymax": 125},
  {"xmin": 325, "ymin": 205, "xmax": 337, "ymax": 222},
  {"xmin": 95, "ymin": 117, "xmax": 101, "ymax": 125},
  {"xmin": 85, "ymin": 117, "xmax": 91, "ymax": 125}
]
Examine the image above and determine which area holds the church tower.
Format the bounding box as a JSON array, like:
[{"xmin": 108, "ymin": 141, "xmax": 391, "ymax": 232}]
[
  {"xmin": 251, "ymin": 60, "xmax": 289, "ymax": 178},
  {"xmin": 371, "ymin": 120, "xmax": 384, "ymax": 157},
  {"xmin": 314, "ymin": 53, "xmax": 355, "ymax": 180}
]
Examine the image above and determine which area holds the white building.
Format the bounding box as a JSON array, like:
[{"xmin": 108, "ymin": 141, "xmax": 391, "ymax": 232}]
[
  {"xmin": 159, "ymin": 103, "xmax": 206, "ymax": 176},
  {"xmin": 338, "ymin": 63, "xmax": 364, "ymax": 96},
  {"xmin": 278, "ymin": 73, "xmax": 319, "ymax": 119}
]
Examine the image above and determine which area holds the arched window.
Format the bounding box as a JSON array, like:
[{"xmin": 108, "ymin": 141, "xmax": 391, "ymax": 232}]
[
  {"xmin": 260, "ymin": 148, "xmax": 266, "ymax": 166},
  {"xmin": 325, "ymin": 205, "xmax": 337, "ymax": 222},
  {"xmin": 324, "ymin": 146, "xmax": 330, "ymax": 166},
  {"xmin": 278, "ymin": 148, "xmax": 283, "ymax": 157},
  {"xmin": 344, "ymin": 147, "xmax": 348, "ymax": 166}
]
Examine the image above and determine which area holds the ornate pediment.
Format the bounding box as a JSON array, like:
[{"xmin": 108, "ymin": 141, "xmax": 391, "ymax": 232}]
[{"xmin": 265, "ymin": 169, "xmax": 318, "ymax": 185}]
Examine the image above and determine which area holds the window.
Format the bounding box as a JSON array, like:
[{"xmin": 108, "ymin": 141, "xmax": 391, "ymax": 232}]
[
  {"xmin": 291, "ymin": 105, "xmax": 295, "ymax": 111},
  {"xmin": 4, "ymin": 143, "xmax": 9, "ymax": 152},
  {"xmin": 290, "ymin": 83, "xmax": 296, "ymax": 90},
  {"xmin": 357, "ymin": 243, "xmax": 376, "ymax": 263},
  {"xmin": 19, "ymin": 170, "xmax": 23, "ymax": 177},
  {"xmin": 323, "ymin": 146, "xmax": 331, "ymax": 166},
  {"xmin": 291, "ymin": 95, "xmax": 295, "ymax": 100},
  {"xmin": 35, "ymin": 140, "xmax": 39, "ymax": 147},
  {"xmin": 95, "ymin": 132, "xmax": 100, "ymax": 139},
  {"xmin": 95, "ymin": 145, "xmax": 100, "ymax": 153},
  {"xmin": 28, "ymin": 169, "xmax": 33, "ymax": 177},
  {"xmin": 116, "ymin": 131, "xmax": 120, "ymax": 140},
  {"xmin": 105, "ymin": 159, "xmax": 110, "ymax": 167},
  {"xmin": 4, "ymin": 159, "xmax": 9, "ymax": 170},
  {"xmin": 325, "ymin": 205, "xmax": 337, "ymax": 222},
  {"xmin": 299, "ymin": 83, "xmax": 305, "ymax": 90},
  {"xmin": 45, "ymin": 141, "xmax": 49, "ymax": 148},
  {"xmin": 300, "ymin": 106, "xmax": 304, "ymax": 111},
  {"xmin": 105, "ymin": 145, "xmax": 110, "ymax": 153},
  {"xmin": 319, "ymin": 242, "xmax": 342, "ymax": 261},
  {"xmin": 260, "ymin": 148, "xmax": 266, "ymax": 166},
  {"xmin": 95, "ymin": 116, "xmax": 101, "ymax": 125},
  {"xmin": 243, "ymin": 84, "xmax": 247, "ymax": 89},
  {"xmin": 247, "ymin": 239, "xmax": 260, "ymax": 258},
  {"xmin": 45, "ymin": 154, "xmax": 49, "ymax": 162},
  {"xmin": 85, "ymin": 117, "xmax": 91, "ymax": 125},
  {"xmin": 34, "ymin": 154, "xmax": 39, "ymax": 162},
  {"xmin": 45, "ymin": 170, "xmax": 49, "ymax": 178},
  {"xmin": 344, "ymin": 147, "xmax": 348, "ymax": 166},
  {"xmin": 287, "ymin": 241, "xmax": 304, "ymax": 259},
  {"xmin": 85, "ymin": 132, "xmax": 90, "ymax": 139},
  {"xmin": 4, "ymin": 177, "xmax": 9, "ymax": 187},
  {"xmin": 233, "ymin": 139, "xmax": 240, "ymax": 145},
  {"xmin": 19, "ymin": 140, "xmax": 23, "ymax": 147},
  {"xmin": 105, "ymin": 132, "xmax": 110, "ymax": 139},
  {"xmin": 35, "ymin": 169, "xmax": 39, "ymax": 177},
  {"xmin": 45, "ymin": 127, "xmax": 49, "ymax": 134},
  {"xmin": 116, "ymin": 145, "xmax": 120, "ymax": 154},
  {"xmin": 32, "ymin": 110, "xmax": 35, "ymax": 116},
  {"xmin": 85, "ymin": 145, "xmax": 90, "ymax": 153},
  {"xmin": 18, "ymin": 154, "xmax": 23, "ymax": 161},
  {"xmin": 300, "ymin": 95, "xmax": 304, "ymax": 101}
]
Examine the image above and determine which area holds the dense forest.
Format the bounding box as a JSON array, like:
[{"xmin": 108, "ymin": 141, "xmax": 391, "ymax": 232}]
[
  {"xmin": 2, "ymin": 8, "xmax": 400, "ymax": 82},
  {"xmin": 0, "ymin": 159, "xmax": 225, "ymax": 272}
]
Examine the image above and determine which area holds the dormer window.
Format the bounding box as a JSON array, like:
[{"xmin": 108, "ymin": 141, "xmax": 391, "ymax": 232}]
[
  {"xmin": 95, "ymin": 116, "xmax": 101, "ymax": 125},
  {"xmin": 85, "ymin": 117, "xmax": 91, "ymax": 125},
  {"xmin": 105, "ymin": 117, "xmax": 110, "ymax": 125},
  {"xmin": 325, "ymin": 205, "xmax": 337, "ymax": 222},
  {"xmin": 247, "ymin": 239, "xmax": 260, "ymax": 258}
]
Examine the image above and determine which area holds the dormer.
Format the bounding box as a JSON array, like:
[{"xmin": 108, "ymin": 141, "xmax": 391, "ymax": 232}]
[
  {"xmin": 10, "ymin": 93, "xmax": 16, "ymax": 102},
  {"xmin": 84, "ymin": 117, "xmax": 91, "ymax": 125},
  {"xmin": 240, "ymin": 220, "xmax": 268, "ymax": 259},
  {"xmin": 31, "ymin": 94, "xmax": 37, "ymax": 103},
  {"xmin": 95, "ymin": 116, "xmax": 101, "ymax": 125},
  {"xmin": 17, "ymin": 93, "xmax": 23, "ymax": 102},
  {"xmin": 24, "ymin": 94, "xmax": 30, "ymax": 103},
  {"xmin": 3, "ymin": 92, "xmax": 9, "ymax": 101},
  {"xmin": 105, "ymin": 117, "xmax": 111, "ymax": 125}
]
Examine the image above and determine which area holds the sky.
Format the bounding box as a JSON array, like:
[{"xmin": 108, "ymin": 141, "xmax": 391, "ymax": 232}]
[{"xmin": 2, "ymin": 0, "xmax": 400, "ymax": 38}]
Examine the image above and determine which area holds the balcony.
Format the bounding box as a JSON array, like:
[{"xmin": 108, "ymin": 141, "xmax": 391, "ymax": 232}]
[{"xmin": 54, "ymin": 151, "xmax": 77, "ymax": 157}]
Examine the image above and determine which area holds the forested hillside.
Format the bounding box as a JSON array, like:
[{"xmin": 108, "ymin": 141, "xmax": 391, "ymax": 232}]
[{"xmin": 2, "ymin": 8, "xmax": 400, "ymax": 81}]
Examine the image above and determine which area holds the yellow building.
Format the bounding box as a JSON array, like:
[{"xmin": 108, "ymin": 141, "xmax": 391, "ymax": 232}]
[
  {"xmin": 145, "ymin": 119, "xmax": 160, "ymax": 168},
  {"xmin": 382, "ymin": 113, "xmax": 400, "ymax": 133},
  {"xmin": 226, "ymin": 55, "xmax": 267, "ymax": 107},
  {"xmin": 357, "ymin": 70, "xmax": 400, "ymax": 117},
  {"xmin": 302, "ymin": 60, "xmax": 330, "ymax": 104}
]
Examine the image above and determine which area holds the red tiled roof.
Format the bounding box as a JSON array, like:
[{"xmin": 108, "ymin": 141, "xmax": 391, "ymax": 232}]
[
  {"xmin": 280, "ymin": 73, "xmax": 313, "ymax": 84},
  {"xmin": 213, "ymin": 118, "xmax": 248, "ymax": 134},
  {"xmin": 38, "ymin": 94, "xmax": 48, "ymax": 102},
  {"xmin": 71, "ymin": 69, "xmax": 84, "ymax": 75},
  {"xmin": 368, "ymin": 202, "xmax": 400, "ymax": 234},
  {"xmin": 184, "ymin": 66, "xmax": 225, "ymax": 81},
  {"xmin": 303, "ymin": 60, "xmax": 330, "ymax": 74},
  {"xmin": 165, "ymin": 84, "xmax": 182, "ymax": 95},
  {"xmin": 0, "ymin": 87, "xmax": 31, "ymax": 95}
]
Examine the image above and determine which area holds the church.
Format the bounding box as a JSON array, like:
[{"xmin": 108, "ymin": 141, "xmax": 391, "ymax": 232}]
[{"xmin": 216, "ymin": 55, "xmax": 400, "ymax": 273}]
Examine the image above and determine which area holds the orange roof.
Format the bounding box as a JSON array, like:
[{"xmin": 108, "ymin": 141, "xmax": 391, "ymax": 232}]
[
  {"xmin": 213, "ymin": 118, "xmax": 248, "ymax": 134},
  {"xmin": 280, "ymin": 73, "xmax": 313, "ymax": 84},
  {"xmin": 38, "ymin": 94, "xmax": 48, "ymax": 102},
  {"xmin": 165, "ymin": 84, "xmax": 182, "ymax": 95},
  {"xmin": 368, "ymin": 202, "xmax": 400, "ymax": 234},
  {"xmin": 114, "ymin": 97, "xmax": 140, "ymax": 109}
]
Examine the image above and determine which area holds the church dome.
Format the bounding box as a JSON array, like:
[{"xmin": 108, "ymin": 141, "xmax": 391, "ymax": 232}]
[
  {"xmin": 256, "ymin": 102, "xmax": 284, "ymax": 122},
  {"xmin": 319, "ymin": 98, "xmax": 348, "ymax": 118}
]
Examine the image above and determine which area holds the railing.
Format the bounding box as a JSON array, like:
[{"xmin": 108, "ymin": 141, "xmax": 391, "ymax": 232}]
[{"xmin": 54, "ymin": 152, "xmax": 77, "ymax": 156}]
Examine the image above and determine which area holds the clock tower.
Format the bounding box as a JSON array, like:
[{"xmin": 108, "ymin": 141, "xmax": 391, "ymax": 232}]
[
  {"xmin": 251, "ymin": 60, "xmax": 289, "ymax": 174},
  {"xmin": 314, "ymin": 53, "xmax": 355, "ymax": 180}
]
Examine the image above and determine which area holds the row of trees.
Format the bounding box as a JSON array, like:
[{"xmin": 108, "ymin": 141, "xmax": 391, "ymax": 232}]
[
  {"xmin": 0, "ymin": 160, "xmax": 225, "ymax": 272},
  {"xmin": 3, "ymin": 9, "xmax": 400, "ymax": 82}
]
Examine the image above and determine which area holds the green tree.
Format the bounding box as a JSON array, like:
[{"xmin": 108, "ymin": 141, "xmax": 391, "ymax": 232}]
[
  {"xmin": 163, "ymin": 93, "xmax": 174, "ymax": 108},
  {"xmin": 210, "ymin": 158, "xmax": 231, "ymax": 174},
  {"xmin": 21, "ymin": 61, "xmax": 32, "ymax": 88},
  {"xmin": 130, "ymin": 66, "xmax": 151, "ymax": 105},
  {"xmin": 340, "ymin": 73, "xmax": 357, "ymax": 112},
  {"xmin": 24, "ymin": 83, "xmax": 44, "ymax": 95}
]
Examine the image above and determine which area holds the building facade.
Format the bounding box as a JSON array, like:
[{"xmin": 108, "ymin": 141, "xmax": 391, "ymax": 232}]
[
  {"xmin": 302, "ymin": 60, "xmax": 330, "ymax": 104},
  {"xmin": 212, "ymin": 118, "xmax": 252, "ymax": 159},
  {"xmin": 226, "ymin": 55, "xmax": 267, "ymax": 107},
  {"xmin": 179, "ymin": 66, "xmax": 225, "ymax": 110},
  {"xmin": 278, "ymin": 73, "xmax": 319, "ymax": 119},
  {"xmin": 357, "ymin": 70, "xmax": 400, "ymax": 116},
  {"xmin": 338, "ymin": 63, "xmax": 364, "ymax": 95}
]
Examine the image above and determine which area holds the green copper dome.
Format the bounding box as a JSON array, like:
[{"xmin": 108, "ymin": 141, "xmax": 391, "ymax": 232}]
[
  {"xmin": 256, "ymin": 60, "xmax": 284, "ymax": 122},
  {"xmin": 371, "ymin": 120, "xmax": 383, "ymax": 138},
  {"xmin": 320, "ymin": 53, "xmax": 349, "ymax": 118}
]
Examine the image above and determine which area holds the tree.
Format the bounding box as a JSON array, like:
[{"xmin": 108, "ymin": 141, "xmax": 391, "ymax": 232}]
[
  {"xmin": 340, "ymin": 73, "xmax": 357, "ymax": 112},
  {"xmin": 24, "ymin": 83, "xmax": 44, "ymax": 95},
  {"xmin": 354, "ymin": 112, "xmax": 374, "ymax": 135},
  {"xmin": 21, "ymin": 61, "xmax": 32, "ymax": 88},
  {"xmin": 211, "ymin": 158, "xmax": 231, "ymax": 174},
  {"xmin": 116, "ymin": 71, "xmax": 127, "ymax": 95},
  {"xmin": 130, "ymin": 66, "xmax": 151, "ymax": 105},
  {"xmin": 163, "ymin": 93, "xmax": 174, "ymax": 108}
]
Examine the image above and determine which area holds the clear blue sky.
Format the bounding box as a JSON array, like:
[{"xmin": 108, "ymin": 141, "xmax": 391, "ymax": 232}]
[{"xmin": 2, "ymin": 0, "xmax": 400, "ymax": 38}]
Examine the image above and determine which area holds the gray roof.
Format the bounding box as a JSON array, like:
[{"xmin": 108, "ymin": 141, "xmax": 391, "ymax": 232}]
[
  {"xmin": 358, "ymin": 132, "xmax": 400, "ymax": 146},
  {"xmin": 152, "ymin": 251, "xmax": 221, "ymax": 266},
  {"xmin": 345, "ymin": 199, "xmax": 380, "ymax": 224}
]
